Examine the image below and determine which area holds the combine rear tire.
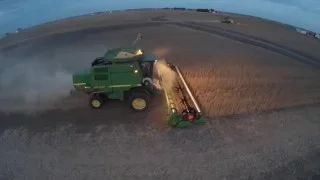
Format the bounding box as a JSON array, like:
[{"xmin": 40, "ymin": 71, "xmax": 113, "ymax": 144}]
[
  {"xmin": 128, "ymin": 91, "xmax": 150, "ymax": 111},
  {"xmin": 89, "ymin": 94, "xmax": 104, "ymax": 109}
]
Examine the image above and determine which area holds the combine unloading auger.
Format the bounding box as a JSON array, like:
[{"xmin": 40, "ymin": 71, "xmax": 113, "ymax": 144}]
[{"xmin": 157, "ymin": 62, "xmax": 205, "ymax": 128}]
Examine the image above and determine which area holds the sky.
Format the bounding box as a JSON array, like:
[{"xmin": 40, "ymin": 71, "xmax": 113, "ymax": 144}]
[{"xmin": 0, "ymin": 0, "xmax": 319, "ymax": 37}]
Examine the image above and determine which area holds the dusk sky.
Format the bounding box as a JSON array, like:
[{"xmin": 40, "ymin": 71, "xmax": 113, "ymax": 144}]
[{"xmin": 0, "ymin": 0, "xmax": 319, "ymax": 36}]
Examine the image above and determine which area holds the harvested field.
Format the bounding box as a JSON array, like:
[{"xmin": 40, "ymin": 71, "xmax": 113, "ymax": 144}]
[
  {"xmin": 0, "ymin": 10, "xmax": 320, "ymax": 180},
  {"xmin": 196, "ymin": 16, "xmax": 320, "ymax": 59}
]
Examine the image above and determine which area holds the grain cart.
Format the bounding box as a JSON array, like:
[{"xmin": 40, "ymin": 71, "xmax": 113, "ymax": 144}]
[
  {"xmin": 221, "ymin": 16, "xmax": 235, "ymax": 24},
  {"xmin": 71, "ymin": 34, "xmax": 204, "ymax": 127}
]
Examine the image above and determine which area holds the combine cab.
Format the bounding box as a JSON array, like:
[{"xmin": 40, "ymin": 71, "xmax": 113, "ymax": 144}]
[{"xmin": 71, "ymin": 33, "xmax": 204, "ymax": 128}]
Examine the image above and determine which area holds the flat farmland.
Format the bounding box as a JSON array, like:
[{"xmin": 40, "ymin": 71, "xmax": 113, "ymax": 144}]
[{"xmin": 0, "ymin": 10, "xmax": 320, "ymax": 180}]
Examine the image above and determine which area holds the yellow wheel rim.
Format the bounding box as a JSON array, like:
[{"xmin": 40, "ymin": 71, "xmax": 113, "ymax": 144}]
[
  {"xmin": 91, "ymin": 99, "xmax": 101, "ymax": 108},
  {"xmin": 132, "ymin": 98, "xmax": 146, "ymax": 110}
]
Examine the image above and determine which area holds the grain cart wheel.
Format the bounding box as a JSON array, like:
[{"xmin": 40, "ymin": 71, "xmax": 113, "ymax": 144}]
[
  {"xmin": 89, "ymin": 94, "xmax": 104, "ymax": 109},
  {"xmin": 128, "ymin": 91, "xmax": 150, "ymax": 111}
]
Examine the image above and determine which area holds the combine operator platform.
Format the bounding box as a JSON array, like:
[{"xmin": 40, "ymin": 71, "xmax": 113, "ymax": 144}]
[{"xmin": 159, "ymin": 62, "xmax": 205, "ymax": 128}]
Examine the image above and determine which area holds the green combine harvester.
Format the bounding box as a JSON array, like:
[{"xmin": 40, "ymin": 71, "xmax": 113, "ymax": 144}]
[{"xmin": 71, "ymin": 34, "xmax": 204, "ymax": 128}]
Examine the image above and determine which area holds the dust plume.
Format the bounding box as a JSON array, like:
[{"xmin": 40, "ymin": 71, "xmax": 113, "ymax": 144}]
[
  {"xmin": 153, "ymin": 47, "xmax": 170, "ymax": 58},
  {"xmin": 155, "ymin": 59, "xmax": 176, "ymax": 91},
  {"xmin": 0, "ymin": 59, "xmax": 74, "ymax": 114}
]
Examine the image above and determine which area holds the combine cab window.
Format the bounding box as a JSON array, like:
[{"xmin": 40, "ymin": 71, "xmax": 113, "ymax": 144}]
[
  {"xmin": 140, "ymin": 61, "xmax": 153, "ymax": 77},
  {"xmin": 91, "ymin": 57, "xmax": 111, "ymax": 66}
]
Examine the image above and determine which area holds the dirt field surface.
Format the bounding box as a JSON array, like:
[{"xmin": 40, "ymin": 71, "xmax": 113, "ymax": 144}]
[{"xmin": 1, "ymin": 10, "xmax": 320, "ymax": 180}]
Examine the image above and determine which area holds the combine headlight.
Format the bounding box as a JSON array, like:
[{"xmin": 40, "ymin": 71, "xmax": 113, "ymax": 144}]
[{"xmin": 136, "ymin": 49, "xmax": 143, "ymax": 55}]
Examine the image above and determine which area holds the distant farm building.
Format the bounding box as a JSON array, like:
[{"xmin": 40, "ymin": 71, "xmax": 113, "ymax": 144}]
[{"xmin": 296, "ymin": 28, "xmax": 307, "ymax": 35}]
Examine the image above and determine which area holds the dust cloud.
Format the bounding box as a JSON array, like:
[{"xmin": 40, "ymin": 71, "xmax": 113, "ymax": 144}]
[
  {"xmin": 153, "ymin": 47, "xmax": 170, "ymax": 58},
  {"xmin": 0, "ymin": 58, "xmax": 74, "ymax": 114},
  {"xmin": 155, "ymin": 59, "xmax": 177, "ymax": 91}
]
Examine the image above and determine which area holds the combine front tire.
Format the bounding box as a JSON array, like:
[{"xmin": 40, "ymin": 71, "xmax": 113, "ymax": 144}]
[
  {"xmin": 128, "ymin": 92, "xmax": 150, "ymax": 111},
  {"xmin": 89, "ymin": 94, "xmax": 104, "ymax": 109}
]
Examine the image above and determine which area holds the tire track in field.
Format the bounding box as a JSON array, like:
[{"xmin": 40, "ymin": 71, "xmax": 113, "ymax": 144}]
[
  {"xmin": 2, "ymin": 18, "xmax": 320, "ymax": 71},
  {"xmin": 171, "ymin": 22, "xmax": 320, "ymax": 69},
  {"xmin": 0, "ymin": 21, "xmax": 166, "ymax": 53},
  {"xmin": 189, "ymin": 22, "xmax": 320, "ymax": 63}
]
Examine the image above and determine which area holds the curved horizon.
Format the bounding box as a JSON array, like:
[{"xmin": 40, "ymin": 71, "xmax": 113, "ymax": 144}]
[{"xmin": 0, "ymin": 0, "xmax": 319, "ymax": 37}]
